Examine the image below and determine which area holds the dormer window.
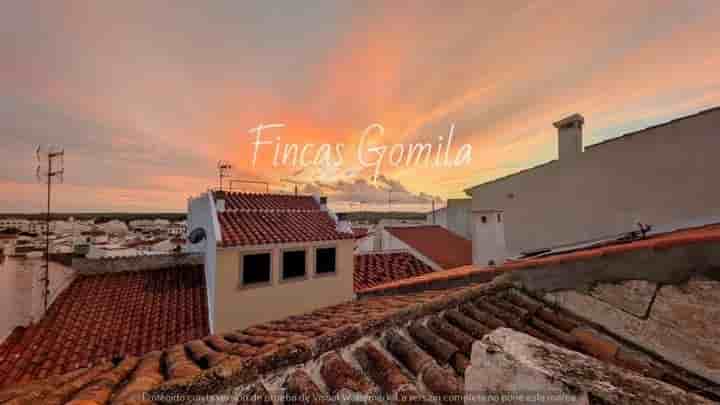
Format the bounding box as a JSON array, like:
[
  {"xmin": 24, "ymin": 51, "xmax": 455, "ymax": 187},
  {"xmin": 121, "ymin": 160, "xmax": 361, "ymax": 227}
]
[
  {"xmin": 242, "ymin": 252, "xmax": 271, "ymax": 286},
  {"xmin": 282, "ymin": 249, "xmax": 307, "ymax": 280},
  {"xmin": 316, "ymin": 246, "xmax": 337, "ymax": 275}
]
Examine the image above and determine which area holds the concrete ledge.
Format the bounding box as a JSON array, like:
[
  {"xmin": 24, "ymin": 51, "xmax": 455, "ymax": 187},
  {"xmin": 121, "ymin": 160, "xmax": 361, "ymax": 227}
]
[
  {"xmin": 72, "ymin": 253, "xmax": 203, "ymax": 274},
  {"xmin": 358, "ymin": 227, "xmax": 720, "ymax": 297},
  {"xmin": 509, "ymin": 238, "xmax": 720, "ymax": 292}
]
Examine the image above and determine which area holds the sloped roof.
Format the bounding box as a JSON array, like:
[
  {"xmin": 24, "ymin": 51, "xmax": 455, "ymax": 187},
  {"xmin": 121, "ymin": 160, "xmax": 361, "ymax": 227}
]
[
  {"xmin": 224, "ymin": 192, "xmax": 320, "ymax": 212},
  {"xmin": 351, "ymin": 227, "xmax": 370, "ymax": 239},
  {"xmin": 217, "ymin": 192, "xmax": 354, "ymax": 247},
  {"xmin": 384, "ymin": 225, "xmax": 472, "ymax": 269},
  {"xmin": 0, "ymin": 266, "xmax": 208, "ymax": 387},
  {"xmin": 4, "ymin": 224, "xmax": 720, "ymax": 402},
  {"xmin": 354, "ymin": 252, "xmax": 436, "ymax": 292},
  {"xmin": 363, "ymin": 223, "xmax": 720, "ymax": 295},
  {"xmin": 218, "ymin": 211, "xmax": 354, "ymax": 247},
  {"xmin": 3, "ymin": 281, "xmax": 716, "ymax": 403}
]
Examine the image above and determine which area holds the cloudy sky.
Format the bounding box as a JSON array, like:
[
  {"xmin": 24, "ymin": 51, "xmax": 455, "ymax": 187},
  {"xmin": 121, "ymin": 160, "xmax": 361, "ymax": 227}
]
[{"xmin": 2, "ymin": 1, "xmax": 720, "ymax": 212}]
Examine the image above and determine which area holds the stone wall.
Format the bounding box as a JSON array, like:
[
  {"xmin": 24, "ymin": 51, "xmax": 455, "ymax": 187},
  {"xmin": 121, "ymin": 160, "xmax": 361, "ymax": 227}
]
[
  {"xmin": 72, "ymin": 253, "xmax": 203, "ymax": 274},
  {"xmin": 465, "ymin": 328, "xmax": 713, "ymax": 404},
  {"xmin": 546, "ymin": 276, "xmax": 720, "ymax": 386}
]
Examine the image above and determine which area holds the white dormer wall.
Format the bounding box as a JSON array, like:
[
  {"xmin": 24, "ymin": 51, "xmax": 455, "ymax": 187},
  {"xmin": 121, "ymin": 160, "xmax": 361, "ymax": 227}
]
[
  {"xmin": 194, "ymin": 191, "xmax": 356, "ymax": 334},
  {"xmin": 187, "ymin": 192, "xmax": 222, "ymax": 333},
  {"xmin": 472, "ymin": 210, "xmax": 507, "ymax": 266},
  {"xmin": 213, "ymin": 237, "xmax": 356, "ymax": 333}
]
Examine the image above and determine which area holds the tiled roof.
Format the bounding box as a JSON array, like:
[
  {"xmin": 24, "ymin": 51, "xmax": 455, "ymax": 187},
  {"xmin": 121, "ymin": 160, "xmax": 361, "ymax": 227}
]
[
  {"xmin": 354, "ymin": 252, "xmax": 436, "ymax": 292},
  {"xmin": 219, "ymin": 286, "xmax": 719, "ymax": 403},
  {"xmin": 351, "ymin": 227, "xmax": 369, "ymax": 239},
  {"xmin": 217, "ymin": 192, "xmax": 354, "ymax": 247},
  {"xmin": 4, "ymin": 281, "xmax": 716, "ymax": 404},
  {"xmin": 0, "ymin": 265, "xmax": 208, "ymax": 388},
  {"xmin": 218, "ymin": 211, "xmax": 354, "ymax": 247},
  {"xmin": 363, "ymin": 223, "xmax": 720, "ymax": 295},
  {"xmin": 384, "ymin": 225, "xmax": 473, "ymax": 269},
  {"xmin": 224, "ymin": 192, "xmax": 320, "ymax": 212}
]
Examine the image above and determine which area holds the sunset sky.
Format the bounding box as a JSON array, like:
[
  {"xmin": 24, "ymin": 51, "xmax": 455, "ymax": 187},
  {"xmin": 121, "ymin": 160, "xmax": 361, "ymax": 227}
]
[{"xmin": 2, "ymin": 1, "xmax": 720, "ymax": 212}]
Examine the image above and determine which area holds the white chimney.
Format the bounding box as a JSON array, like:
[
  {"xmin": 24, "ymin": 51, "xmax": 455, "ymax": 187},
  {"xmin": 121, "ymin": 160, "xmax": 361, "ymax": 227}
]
[
  {"xmin": 472, "ymin": 209, "xmax": 507, "ymax": 266},
  {"xmin": 554, "ymin": 113, "xmax": 584, "ymax": 161},
  {"xmin": 319, "ymin": 196, "xmax": 328, "ymax": 211},
  {"xmin": 214, "ymin": 190, "xmax": 226, "ymax": 213},
  {"xmin": 3, "ymin": 239, "xmax": 16, "ymax": 256},
  {"xmin": 336, "ymin": 220, "xmax": 353, "ymax": 234}
]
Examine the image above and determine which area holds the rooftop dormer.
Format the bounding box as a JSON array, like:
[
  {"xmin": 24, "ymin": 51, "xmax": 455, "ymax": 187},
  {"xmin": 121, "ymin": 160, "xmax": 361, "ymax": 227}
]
[{"xmin": 194, "ymin": 191, "xmax": 356, "ymax": 333}]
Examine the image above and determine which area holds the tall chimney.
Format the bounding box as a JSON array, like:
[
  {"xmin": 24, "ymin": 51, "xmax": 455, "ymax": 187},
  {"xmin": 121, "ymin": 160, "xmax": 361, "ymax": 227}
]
[
  {"xmin": 553, "ymin": 113, "xmax": 584, "ymax": 161},
  {"xmin": 319, "ymin": 196, "xmax": 328, "ymax": 211},
  {"xmin": 214, "ymin": 190, "xmax": 226, "ymax": 213}
]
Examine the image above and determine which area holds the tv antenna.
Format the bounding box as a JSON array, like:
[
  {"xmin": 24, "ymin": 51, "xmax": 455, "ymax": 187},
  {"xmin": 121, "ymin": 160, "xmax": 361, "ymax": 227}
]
[
  {"xmin": 217, "ymin": 160, "xmax": 233, "ymax": 191},
  {"xmin": 228, "ymin": 179, "xmax": 269, "ymax": 193},
  {"xmin": 36, "ymin": 144, "xmax": 65, "ymax": 311}
]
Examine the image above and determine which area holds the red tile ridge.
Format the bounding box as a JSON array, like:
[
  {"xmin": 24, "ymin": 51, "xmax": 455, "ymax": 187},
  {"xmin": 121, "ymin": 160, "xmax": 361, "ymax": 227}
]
[{"xmin": 360, "ymin": 223, "xmax": 720, "ymax": 294}]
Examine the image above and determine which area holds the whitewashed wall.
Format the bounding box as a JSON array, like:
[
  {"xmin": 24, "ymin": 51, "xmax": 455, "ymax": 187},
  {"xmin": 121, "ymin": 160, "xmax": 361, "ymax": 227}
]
[
  {"xmin": 187, "ymin": 193, "xmax": 220, "ymax": 332},
  {"xmin": 468, "ymin": 108, "xmax": 720, "ymax": 255},
  {"xmin": 0, "ymin": 256, "xmax": 76, "ymax": 341}
]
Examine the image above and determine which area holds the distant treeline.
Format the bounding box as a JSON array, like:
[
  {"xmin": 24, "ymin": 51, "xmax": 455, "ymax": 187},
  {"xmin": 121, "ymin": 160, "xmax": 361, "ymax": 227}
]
[
  {"xmin": 337, "ymin": 211, "xmax": 427, "ymax": 224},
  {"xmin": 0, "ymin": 213, "xmax": 187, "ymax": 224},
  {"xmin": 0, "ymin": 211, "xmax": 426, "ymax": 225}
]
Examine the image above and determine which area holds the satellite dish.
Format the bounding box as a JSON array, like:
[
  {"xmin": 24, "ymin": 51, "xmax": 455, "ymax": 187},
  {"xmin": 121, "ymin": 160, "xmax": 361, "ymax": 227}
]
[{"xmin": 188, "ymin": 228, "xmax": 207, "ymax": 244}]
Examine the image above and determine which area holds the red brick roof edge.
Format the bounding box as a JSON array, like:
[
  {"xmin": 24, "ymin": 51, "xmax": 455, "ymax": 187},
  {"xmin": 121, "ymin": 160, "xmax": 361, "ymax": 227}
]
[{"xmin": 360, "ymin": 223, "xmax": 720, "ymax": 295}]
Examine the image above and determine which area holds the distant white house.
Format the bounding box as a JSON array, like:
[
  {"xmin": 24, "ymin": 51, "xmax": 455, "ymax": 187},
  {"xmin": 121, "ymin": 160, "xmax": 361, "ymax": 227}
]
[
  {"xmin": 0, "ymin": 219, "xmax": 30, "ymax": 232},
  {"xmin": 97, "ymin": 220, "xmax": 129, "ymax": 235},
  {"xmin": 425, "ymin": 198, "xmax": 472, "ymax": 240},
  {"xmin": 128, "ymin": 219, "xmax": 157, "ymax": 231},
  {"xmin": 168, "ymin": 221, "xmax": 187, "ymax": 237}
]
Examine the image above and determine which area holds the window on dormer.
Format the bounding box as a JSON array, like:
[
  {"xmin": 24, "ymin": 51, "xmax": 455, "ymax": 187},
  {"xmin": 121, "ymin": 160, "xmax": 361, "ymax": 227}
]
[
  {"xmin": 242, "ymin": 253, "xmax": 271, "ymax": 285},
  {"xmin": 316, "ymin": 247, "xmax": 337, "ymax": 274},
  {"xmin": 282, "ymin": 250, "xmax": 306, "ymax": 280}
]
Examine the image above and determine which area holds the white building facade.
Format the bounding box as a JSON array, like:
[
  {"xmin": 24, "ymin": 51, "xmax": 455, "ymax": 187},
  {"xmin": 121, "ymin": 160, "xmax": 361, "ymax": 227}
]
[{"xmin": 466, "ymin": 107, "xmax": 720, "ymax": 256}]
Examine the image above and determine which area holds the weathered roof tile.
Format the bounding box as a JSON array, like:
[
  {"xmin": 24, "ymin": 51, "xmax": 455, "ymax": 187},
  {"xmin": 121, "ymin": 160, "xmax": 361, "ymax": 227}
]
[
  {"xmin": 319, "ymin": 351, "xmax": 373, "ymax": 395},
  {"xmin": 0, "ymin": 266, "xmax": 208, "ymax": 387},
  {"xmin": 3, "ymin": 282, "xmax": 719, "ymax": 403},
  {"xmin": 284, "ymin": 369, "xmax": 327, "ymax": 405},
  {"xmin": 354, "ymin": 252, "xmax": 436, "ymax": 292}
]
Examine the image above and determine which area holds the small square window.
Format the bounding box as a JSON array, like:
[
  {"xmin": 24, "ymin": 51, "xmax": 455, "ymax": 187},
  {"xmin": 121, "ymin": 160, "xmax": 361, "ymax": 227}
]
[
  {"xmin": 282, "ymin": 250, "xmax": 306, "ymax": 280},
  {"xmin": 316, "ymin": 247, "xmax": 336, "ymax": 274},
  {"xmin": 242, "ymin": 253, "xmax": 271, "ymax": 285}
]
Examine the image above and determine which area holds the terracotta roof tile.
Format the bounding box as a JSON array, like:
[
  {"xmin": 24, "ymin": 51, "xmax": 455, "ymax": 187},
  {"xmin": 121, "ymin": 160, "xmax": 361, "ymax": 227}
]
[
  {"xmin": 384, "ymin": 225, "xmax": 472, "ymax": 269},
  {"xmin": 3, "ymin": 282, "xmax": 718, "ymax": 403},
  {"xmin": 218, "ymin": 210, "xmax": 353, "ymax": 247},
  {"xmin": 354, "ymin": 252, "xmax": 436, "ymax": 291},
  {"xmin": 352, "ymin": 227, "xmax": 370, "ymax": 239},
  {"xmin": 0, "ymin": 266, "xmax": 209, "ymax": 388},
  {"xmin": 216, "ymin": 192, "xmax": 354, "ymax": 247},
  {"xmin": 319, "ymin": 351, "xmax": 373, "ymax": 395},
  {"xmin": 224, "ymin": 192, "xmax": 320, "ymax": 212}
]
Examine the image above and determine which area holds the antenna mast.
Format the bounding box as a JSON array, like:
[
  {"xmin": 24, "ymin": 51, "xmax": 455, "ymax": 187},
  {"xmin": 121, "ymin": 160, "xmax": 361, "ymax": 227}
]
[
  {"xmin": 217, "ymin": 160, "xmax": 233, "ymax": 191},
  {"xmin": 36, "ymin": 145, "xmax": 64, "ymax": 311}
]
